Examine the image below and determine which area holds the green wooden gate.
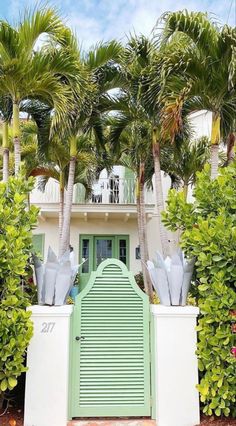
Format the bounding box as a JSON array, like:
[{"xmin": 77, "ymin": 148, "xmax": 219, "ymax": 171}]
[{"xmin": 69, "ymin": 258, "xmax": 151, "ymax": 418}]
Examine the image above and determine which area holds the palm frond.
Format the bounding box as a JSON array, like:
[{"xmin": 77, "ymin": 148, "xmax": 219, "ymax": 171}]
[
  {"xmin": 0, "ymin": 20, "xmax": 20, "ymax": 60},
  {"xmin": 18, "ymin": 5, "xmax": 66, "ymax": 54},
  {"xmin": 85, "ymin": 40, "xmax": 122, "ymax": 71},
  {"xmin": 160, "ymin": 10, "xmax": 219, "ymax": 57}
]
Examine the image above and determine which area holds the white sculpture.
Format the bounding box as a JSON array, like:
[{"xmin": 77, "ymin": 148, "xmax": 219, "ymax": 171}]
[
  {"xmin": 147, "ymin": 250, "xmax": 195, "ymax": 306},
  {"xmin": 33, "ymin": 247, "xmax": 84, "ymax": 306}
]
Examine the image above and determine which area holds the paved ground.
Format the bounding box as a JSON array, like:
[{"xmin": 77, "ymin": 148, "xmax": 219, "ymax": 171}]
[{"xmin": 68, "ymin": 420, "xmax": 156, "ymax": 426}]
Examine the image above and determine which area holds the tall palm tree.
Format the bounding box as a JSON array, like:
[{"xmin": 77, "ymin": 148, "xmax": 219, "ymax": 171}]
[
  {"xmin": 0, "ymin": 7, "xmax": 82, "ymax": 174},
  {"xmin": 108, "ymin": 35, "xmax": 171, "ymax": 257},
  {"xmin": 59, "ymin": 131, "xmax": 93, "ymax": 255},
  {"xmin": 111, "ymin": 125, "xmax": 154, "ymax": 299},
  {"xmin": 20, "ymin": 109, "xmax": 95, "ymax": 249},
  {"xmin": 60, "ymin": 40, "xmax": 123, "ymax": 255},
  {"xmin": 20, "ymin": 122, "xmax": 68, "ymax": 241},
  {"xmin": 154, "ymin": 11, "xmax": 236, "ymax": 178}
]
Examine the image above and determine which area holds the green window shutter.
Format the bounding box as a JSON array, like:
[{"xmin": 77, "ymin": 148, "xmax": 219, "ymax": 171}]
[
  {"xmin": 124, "ymin": 167, "xmax": 135, "ymax": 203},
  {"xmin": 70, "ymin": 259, "xmax": 150, "ymax": 418},
  {"xmin": 115, "ymin": 235, "xmax": 130, "ymax": 268},
  {"xmin": 79, "ymin": 235, "xmax": 94, "ymax": 291},
  {"xmin": 74, "ymin": 183, "xmax": 86, "ymax": 203},
  {"xmin": 32, "ymin": 234, "xmax": 45, "ymax": 259}
]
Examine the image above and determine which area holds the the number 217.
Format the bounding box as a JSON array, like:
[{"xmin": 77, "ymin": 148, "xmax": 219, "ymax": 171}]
[{"xmin": 41, "ymin": 322, "xmax": 55, "ymax": 333}]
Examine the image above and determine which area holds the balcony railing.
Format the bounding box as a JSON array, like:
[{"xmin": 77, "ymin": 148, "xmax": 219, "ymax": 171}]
[{"xmin": 30, "ymin": 177, "xmax": 155, "ymax": 205}]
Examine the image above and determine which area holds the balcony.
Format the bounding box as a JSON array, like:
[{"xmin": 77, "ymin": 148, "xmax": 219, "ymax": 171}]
[
  {"xmin": 31, "ymin": 177, "xmax": 155, "ymax": 205},
  {"xmin": 30, "ymin": 177, "xmax": 155, "ymax": 220}
]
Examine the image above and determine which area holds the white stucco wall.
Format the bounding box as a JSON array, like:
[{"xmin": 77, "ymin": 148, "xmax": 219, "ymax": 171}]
[
  {"xmin": 35, "ymin": 217, "xmax": 143, "ymax": 274},
  {"xmin": 151, "ymin": 305, "xmax": 200, "ymax": 426},
  {"xmin": 34, "ymin": 212, "xmax": 174, "ymax": 276},
  {"xmin": 24, "ymin": 306, "xmax": 73, "ymax": 426},
  {"xmin": 189, "ymin": 110, "xmax": 212, "ymax": 139}
]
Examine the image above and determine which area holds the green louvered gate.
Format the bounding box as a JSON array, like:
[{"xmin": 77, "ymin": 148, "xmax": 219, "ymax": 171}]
[{"xmin": 69, "ymin": 258, "xmax": 150, "ymax": 418}]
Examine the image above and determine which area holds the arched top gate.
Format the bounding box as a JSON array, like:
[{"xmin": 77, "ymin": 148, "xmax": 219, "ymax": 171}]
[{"xmin": 69, "ymin": 258, "xmax": 151, "ymax": 418}]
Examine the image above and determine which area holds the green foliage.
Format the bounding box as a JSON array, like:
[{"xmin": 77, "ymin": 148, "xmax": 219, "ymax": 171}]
[
  {"xmin": 157, "ymin": 10, "xmax": 236, "ymax": 140},
  {"xmin": 0, "ymin": 177, "xmax": 38, "ymax": 395},
  {"xmin": 162, "ymin": 163, "xmax": 236, "ymax": 417}
]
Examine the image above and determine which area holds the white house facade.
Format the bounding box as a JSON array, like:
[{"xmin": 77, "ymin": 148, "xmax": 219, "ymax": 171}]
[{"xmin": 31, "ymin": 111, "xmax": 212, "ymax": 289}]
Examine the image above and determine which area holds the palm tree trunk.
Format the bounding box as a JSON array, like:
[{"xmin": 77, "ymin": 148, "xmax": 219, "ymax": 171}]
[
  {"xmin": 140, "ymin": 181, "xmax": 149, "ymax": 262},
  {"xmin": 13, "ymin": 101, "xmax": 21, "ymax": 175},
  {"xmin": 139, "ymin": 181, "xmax": 153, "ymax": 300},
  {"xmin": 60, "ymin": 158, "xmax": 75, "ymax": 256},
  {"xmin": 183, "ymin": 182, "xmax": 188, "ymax": 200},
  {"xmin": 210, "ymin": 145, "xmax": 219, "ymax": 179},
  {"xmin": 59, "ymin": 172, "xmax": 65, "ymax": 249},
  {"xmin": 152, "ymin": 127, "xmax": 169, "ymax": 258},
  {"xmin": 210, "ymin": 113, "xmax": 220, "ymax": 179},
  {"xmin": 60, "ymin": 137, "xmax": 77, "ymax": 256},
  {"xmin": 136, "ymin": 172, "xmax": 153, "ymax": 299},
  {"xmin": 2, "ymin": 121, "xmax": 9, "ymax": 182},
  {"xmin": 226, "ymin": 132, "xmax": 235, "ymax": 165}
]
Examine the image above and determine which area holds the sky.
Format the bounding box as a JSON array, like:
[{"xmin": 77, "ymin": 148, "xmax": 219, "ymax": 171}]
[{"xmin": 0, "ymin": 0, "xmax": 235, "ymax": 50}]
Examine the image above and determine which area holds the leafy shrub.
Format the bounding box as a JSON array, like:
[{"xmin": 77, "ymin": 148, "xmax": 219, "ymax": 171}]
[
  {"xmin": 0, "ymin": 177, "xmax": 38, "ymax": 395},
  {"xmin": 162, "ymin": 163, "xmax": 236, "ymax": 418}
]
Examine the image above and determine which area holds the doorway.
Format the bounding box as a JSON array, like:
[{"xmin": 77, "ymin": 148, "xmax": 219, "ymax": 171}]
[{"xmin": 79, "ymin": 235, "xmax": 129, "ymax": 290}]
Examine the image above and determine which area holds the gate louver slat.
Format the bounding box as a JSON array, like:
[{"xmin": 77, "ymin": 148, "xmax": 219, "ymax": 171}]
[{"xmin": 70, "ymin": 259, "xmax": 150, "ymax": 418}]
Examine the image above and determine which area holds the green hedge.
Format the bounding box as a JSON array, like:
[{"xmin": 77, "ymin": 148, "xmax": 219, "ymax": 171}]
[
  {"xmin": 162, "ymin": 163, "xmax": 236, "ymax": 418},
  {"xmin": 0, "ymin": 177, "xmax": 38, "ymax": 394}
]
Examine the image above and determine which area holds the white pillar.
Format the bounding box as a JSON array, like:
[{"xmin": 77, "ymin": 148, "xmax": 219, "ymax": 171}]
[
  {"xmin": 151, "ymin": 305, "xmax": 200, "ymax": 426},
  {"xmin": 24, "ymin": 305, "xmax": 73, "ymax": 426}
]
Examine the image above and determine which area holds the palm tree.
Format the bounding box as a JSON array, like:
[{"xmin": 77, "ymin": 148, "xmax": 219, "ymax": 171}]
[
  {"xmin": 108, "ymin": 35, "xmax": 171, "ymax": 257},
  {"xmin": 32, "ymin": 149, "xmax": 95, "ymax": 249},
  {"xmin": 58, "ymin": 130, "xmax": 90, "ymax": 255},
  {"xmin": 60, "ymin": 40, "xmax": 123, "ymax": 255},
  {"xmin": 161, "ymin": 136, "xmax": 210, "ymax": 199},
  {"xmin": 0, "ymin": 7, "xmax": 82, "ymax": 175},
  {"xmin": 155, "ymin": 10, "xmax": 236, "ymax": 178},
  {"xmin": 20, "ymin": 110, "xmax": 95, "ymax": 249},
  {"xmin": 112, "ymin": 125, "xmax": 154, "ymax": 299},
  {"xmin": 0, "ymin": 96, "xmax": 12, "ymax": 181}
]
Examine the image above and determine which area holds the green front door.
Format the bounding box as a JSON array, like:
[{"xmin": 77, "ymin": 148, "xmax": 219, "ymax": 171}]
[
  {"xmin": 69, "ymin": 258, "xmax": 151, "ymax": 418},
  {"xmin": 94, "ymin": 236, "xmax": 115, "ymax": 269},
  {"xmin": 79, "ymin": 235, "xmax": 129, "ymax": 290}
]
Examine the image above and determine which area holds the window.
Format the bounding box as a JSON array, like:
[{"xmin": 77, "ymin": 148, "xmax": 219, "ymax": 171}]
[
  {"xmin": 119, "ymin": 239, "xmax": 127, "ymax": 265},
  {"xmin": 82, "ymin": 239, "xmax": 90, "ymax": 273},
  {"xmin": 96, "ymin": 238, "xmax": 113, "ymax": 267}
]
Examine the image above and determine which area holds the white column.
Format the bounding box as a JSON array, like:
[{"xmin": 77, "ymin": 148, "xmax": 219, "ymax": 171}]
[
  {"xmin": 24, "ymin": 305, "xmax": 73, "ymax": 426},
  {"xmin": 151, "ymin": 305, "xmax": 200, "ymax": 426}
]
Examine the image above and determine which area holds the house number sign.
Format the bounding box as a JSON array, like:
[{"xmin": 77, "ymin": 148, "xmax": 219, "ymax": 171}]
[{"xmin": 41, "ymin": 322, "xmax": 56, "ymax": 333}]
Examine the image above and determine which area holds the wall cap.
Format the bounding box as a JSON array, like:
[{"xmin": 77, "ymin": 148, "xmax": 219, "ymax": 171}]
[
  {"xmin": 150, "ymin": 304, "xmax": 199, "ymax": 318},
  {"xmin": 27, "ymin": 305, "xmax": 74, "ymax": 317}
]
